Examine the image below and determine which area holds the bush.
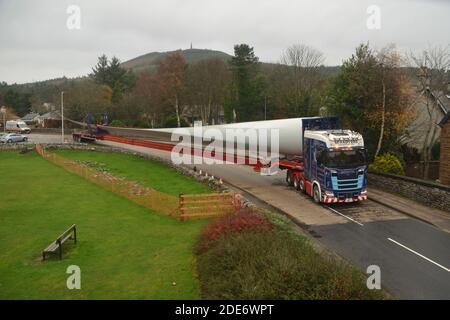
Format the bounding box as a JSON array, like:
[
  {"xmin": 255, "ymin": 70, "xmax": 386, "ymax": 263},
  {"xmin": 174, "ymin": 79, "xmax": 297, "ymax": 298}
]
[
  {"xmin": 196, "ymin": 231, "xmax": 384, "ymax": 299},
  {"xmin": 369, "ymin": 153, "xmax": 404, "ymax": 175},
  {"xmin": 164, "ymin": 115, "xmax": 189, "ymax": 128},
  {"xmin": 195, "ymin": 208, "xmax": 273, "ymax": 254},
  {"xmin": 109, "ymin": 119, "xmax": 125, "ymax": 127},
  {"xmin": 194, "ymin": 209, "xmax": 385, "ymax": 300}
]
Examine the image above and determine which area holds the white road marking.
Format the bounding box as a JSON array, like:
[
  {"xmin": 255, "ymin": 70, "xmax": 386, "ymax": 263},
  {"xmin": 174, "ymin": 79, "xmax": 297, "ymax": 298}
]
[
  {"xmin": 325, "ymin": 206, "xmax": 364, "ymax": 226},
  {"xmin": 388, "ymin": 238, "xmax": 450, "ymax": 273}
]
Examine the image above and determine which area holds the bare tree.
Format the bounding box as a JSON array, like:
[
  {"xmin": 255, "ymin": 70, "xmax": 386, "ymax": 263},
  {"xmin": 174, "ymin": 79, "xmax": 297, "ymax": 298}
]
[
  {"xmin": 280, "ymin": 44, "xmax": 325, "ymax": 116},
  {"xmin": 281, "ymin": 44, "xmax": 325, "ymax": 69},
  {"xmin": 156, "ymin": 53, "xmax": 187, "ymax": 127},
  {"xmin": 185, "ymin": 59, "xmax": 230, "ymax": 124},
  {"xmin": 63, "ymin": 80, "xmax": 112, "ymax": 121},
  {"xmin": 409, "ymin": 45, "xmax": 450, "ymax": 178},
  {"xmin": 374, "ymin": 45, "xmax": 405, "ymax": 157},
  {"xmin": 131, "ymin": 72, "xmax": 164, "ymax": 127}
]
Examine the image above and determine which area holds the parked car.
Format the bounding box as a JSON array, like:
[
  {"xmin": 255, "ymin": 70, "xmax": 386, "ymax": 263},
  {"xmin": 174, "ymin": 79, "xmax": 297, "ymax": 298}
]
[{"xmin": 0, "ymin": 133, "xmax": 28, "ymax": 143}]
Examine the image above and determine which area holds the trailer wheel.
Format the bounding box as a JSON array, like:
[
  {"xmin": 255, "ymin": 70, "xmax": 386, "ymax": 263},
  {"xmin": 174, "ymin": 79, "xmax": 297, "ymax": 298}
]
[
  {"xmin": 293, "ymin": 175, "xmax": 300, "ymax": 190},
  {"xmin": 313, "ymin": 185, "xmax": 321, "ymax": 203},
  {"xmin": 286, "ymin": 170, "xmax": 293, "ymax": 186}
]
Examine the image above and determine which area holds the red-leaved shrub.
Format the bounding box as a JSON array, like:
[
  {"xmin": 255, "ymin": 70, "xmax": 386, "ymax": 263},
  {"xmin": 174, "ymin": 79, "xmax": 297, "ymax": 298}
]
[{"xmin": 195, "ymin": 208, "xmax": 273, "ymax": 254}]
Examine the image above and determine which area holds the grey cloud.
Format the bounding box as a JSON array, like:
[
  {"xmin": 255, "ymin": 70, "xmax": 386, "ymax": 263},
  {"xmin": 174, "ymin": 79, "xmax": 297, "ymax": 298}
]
[{"xmin": 0, "ymin": 0, "xmax": 448, "ymax": 83}]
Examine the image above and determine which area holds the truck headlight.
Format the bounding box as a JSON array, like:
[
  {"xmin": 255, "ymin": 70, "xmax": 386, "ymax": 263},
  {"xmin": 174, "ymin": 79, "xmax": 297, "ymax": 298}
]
[
  {"xmin": 325, "ymin": 190, "xmax": 335, "ymax": 197},
  {"xmin": 325, "ymin": 170, "xmax": 332, "ymax": 188}
]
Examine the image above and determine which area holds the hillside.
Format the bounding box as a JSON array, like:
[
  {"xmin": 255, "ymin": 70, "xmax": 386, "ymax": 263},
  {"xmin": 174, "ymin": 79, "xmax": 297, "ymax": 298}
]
[
  {"xmin": 121, "ymin": 48, "xmax": 233, "ymax": 73},
  {"xmin": 0, "ymin": 47, "xmax": 341, "ymax": 115}
]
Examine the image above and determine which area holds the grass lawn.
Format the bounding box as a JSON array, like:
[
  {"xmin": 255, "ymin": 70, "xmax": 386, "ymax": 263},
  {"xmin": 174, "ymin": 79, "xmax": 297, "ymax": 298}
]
[
  {"xmin": 54, "ymin": 149, "xmax": 210, "ymax": 196},
  {"xmin": 0, "ymin": 150, "xmax": 209, "ymax": 299}
]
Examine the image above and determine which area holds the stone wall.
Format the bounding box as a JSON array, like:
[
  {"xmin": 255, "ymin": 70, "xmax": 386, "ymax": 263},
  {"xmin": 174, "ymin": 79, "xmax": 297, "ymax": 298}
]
[
  {"xmin": 440, "ymin": 121, "xmax": 450, "ymax": 185},
  {"xmin": 0, "ymin": 143, "xmax": 34, "ymax": 152},
  {"xmin": 369, "ymin": 172, "xmax": 450, "ymax": 212}
]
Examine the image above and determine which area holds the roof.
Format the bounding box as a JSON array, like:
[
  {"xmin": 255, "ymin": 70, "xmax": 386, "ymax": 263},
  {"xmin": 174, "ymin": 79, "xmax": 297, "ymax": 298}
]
[
  {"xmin": 427, "ymin": 88, "xmax": 450, "ymax": 115},
  {"xmin": 439, "ymin": 111, "xmax": 450, "ymax": 127},
  {"xmin": 39, "ymin": 111, "xmax": 61, "ymax": 120},
  {"xmin": 21, "ymin": 112, "xmax": 40, "ymax": 121}
]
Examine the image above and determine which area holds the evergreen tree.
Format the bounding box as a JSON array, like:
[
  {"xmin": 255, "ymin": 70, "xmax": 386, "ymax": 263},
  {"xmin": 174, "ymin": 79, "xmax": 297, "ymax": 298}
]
[
  {"xmin": 92, "ymin": 55, "xmax": 109, "ymax": 85},
  {"xmin": 92, "ymin": 55, "xmax": 135, "ymax": 103},
  {"xmin": 228, "ymin": 44, "xmax": 265, "ymax": 122}
]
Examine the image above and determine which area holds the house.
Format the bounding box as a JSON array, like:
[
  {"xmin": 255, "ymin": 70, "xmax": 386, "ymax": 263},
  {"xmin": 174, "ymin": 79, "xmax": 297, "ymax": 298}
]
[
  {"xmin": 21, "ymin": 112, "xmax": 41, "ymax": 125},
  {"xmin": 400, "ymin": 88, "xmax": 450, "ymax": 153},
  {"xmin": 181, "ymin": 105, "xmax": 226, "ymax": 125},
  {"xmin": 439, "ymin": 111, "xmax": 450, "ymax": 185},
  {"xmin": 38, "ymin": 111, "xmax": 61, "ymax": 128}
]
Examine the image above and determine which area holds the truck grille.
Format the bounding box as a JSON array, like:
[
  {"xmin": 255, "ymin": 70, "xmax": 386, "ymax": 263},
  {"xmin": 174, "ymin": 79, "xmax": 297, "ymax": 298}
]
[
  {"xmin": 337, "ymin": 171, "xmax": 357, "ymax": 180},
  {"xmin": 336, "ymin": 179, "xmax": 358, "ymax": 190}
]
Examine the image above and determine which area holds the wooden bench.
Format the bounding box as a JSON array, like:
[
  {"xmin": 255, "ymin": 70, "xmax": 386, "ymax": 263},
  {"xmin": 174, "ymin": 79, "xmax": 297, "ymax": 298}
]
[{"xmin": 42, "ymin": 224, "xmax": 77, "ymax": 260}]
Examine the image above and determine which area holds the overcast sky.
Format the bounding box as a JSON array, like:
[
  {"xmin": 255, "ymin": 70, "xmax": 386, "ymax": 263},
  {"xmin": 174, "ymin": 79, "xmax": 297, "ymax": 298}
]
[{"xmin": 0, "ymin": 0, "xmax": 448, "ymax": 84}]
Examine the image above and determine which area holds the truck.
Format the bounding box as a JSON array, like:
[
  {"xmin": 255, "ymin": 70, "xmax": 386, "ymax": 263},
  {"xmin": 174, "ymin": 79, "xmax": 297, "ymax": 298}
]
[
  {"xmin": 98, "ymin": 116, "xmax": 368, "ymax": 204},
  {"xmin": 273, "ymin": 117, "xmax": 368, "ymax": 203},
  {"xmin": 5, "ymin": 120, "xmax": 31, "ymax": 134}
]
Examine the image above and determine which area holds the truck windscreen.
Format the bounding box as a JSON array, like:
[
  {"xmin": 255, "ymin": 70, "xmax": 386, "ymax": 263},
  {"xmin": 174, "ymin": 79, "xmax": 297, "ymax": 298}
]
[{"xmin": 324, "ymin": 149, "xmax": 367, "ymax": 168}]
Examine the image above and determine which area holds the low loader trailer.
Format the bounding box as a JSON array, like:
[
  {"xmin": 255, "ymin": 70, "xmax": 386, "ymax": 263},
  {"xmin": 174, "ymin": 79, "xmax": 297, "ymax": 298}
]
[{"xmin": 92, "ymin": 116, "xmax": 368, "ymax": 204}]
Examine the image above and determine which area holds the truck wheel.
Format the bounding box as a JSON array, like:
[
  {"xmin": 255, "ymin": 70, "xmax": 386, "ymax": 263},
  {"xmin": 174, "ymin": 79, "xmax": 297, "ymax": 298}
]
[
  {"xmin": 7, "ymin": 139, "xmax": 12, "ymax": 143},
  {"xmin": 299, "ymin": 178, "xmax": 305, "ymax": 194},
  {"xmin": 313, "ymin": 185, "xmax": 321, "ymax": 203},
  {"xmin": 23, "ymin": 137, "xmax": 28, "ymax": 142}
]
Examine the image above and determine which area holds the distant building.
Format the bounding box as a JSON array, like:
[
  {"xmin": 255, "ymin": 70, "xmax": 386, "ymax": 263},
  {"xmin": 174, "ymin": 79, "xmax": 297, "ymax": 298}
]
[
  {"xmin": 181, "ymin": 105, "xmax": 226, "ymax": 125},
  {"xmin": 38, "ymin": 111, "xmax": 61, "ymax": 128},
  {"xmin": 400, "ymin": 88, "xmax": 450, "ymax": 152},
  {"xmin": 42, "ymin": 102, "xmax": 56, "ymax": 112},
  {"xmin": 439, "ymin": 111, "xmax": 450, "ymax": 185},
  {"xmin": 21, "ymin": 112, "xmax": 41, "ymax": 125}
]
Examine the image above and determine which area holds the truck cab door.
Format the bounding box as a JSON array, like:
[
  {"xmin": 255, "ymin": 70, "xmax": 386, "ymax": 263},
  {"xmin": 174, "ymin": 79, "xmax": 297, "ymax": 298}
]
[{"xmin": 304, "ymin": 138, "xmax": 312, "ymax": 180}]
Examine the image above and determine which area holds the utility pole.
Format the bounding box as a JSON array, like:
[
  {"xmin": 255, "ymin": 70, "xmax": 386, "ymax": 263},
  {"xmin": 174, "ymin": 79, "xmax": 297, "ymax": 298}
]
[
  {"xmin": 264, "ymin": 96, "xmax": 267, "ymax": 120},
  {"xmin": 1, "ymin": 106, "xmax": 6, "ymax": 132},
  {"xmin": 61, "ymin": 91, "xmax": 64, "ymax": 143}
]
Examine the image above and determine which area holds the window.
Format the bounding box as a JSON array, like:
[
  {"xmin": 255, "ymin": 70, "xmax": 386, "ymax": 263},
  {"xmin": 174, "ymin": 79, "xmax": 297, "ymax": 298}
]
[{"xmin": 323, "ymin": 149, "xmax": 367, "ymax": 168}]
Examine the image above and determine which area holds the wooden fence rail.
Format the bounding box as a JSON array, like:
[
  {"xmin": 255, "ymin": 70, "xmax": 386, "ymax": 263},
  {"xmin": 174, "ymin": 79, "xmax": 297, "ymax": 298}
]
[{"xmin": 179, "ymin": 192, "xmax": 242, "ymax": 221}]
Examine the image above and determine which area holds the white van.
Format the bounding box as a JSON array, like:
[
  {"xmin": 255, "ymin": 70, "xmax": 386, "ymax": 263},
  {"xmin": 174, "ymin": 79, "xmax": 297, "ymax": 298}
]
[{"xmin": 6, "ymin": 120, "xmax": 31, "ymax": 134}]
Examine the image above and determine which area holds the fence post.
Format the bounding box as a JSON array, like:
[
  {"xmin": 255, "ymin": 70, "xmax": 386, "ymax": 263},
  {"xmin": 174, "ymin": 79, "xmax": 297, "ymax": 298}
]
[
  {"xmin": 233, "ymin": 193, "xmax": 241, "ymax": 211},
  {"xmin": 178, "ymin": 193, "xmax": 184, "ymax": 221}
]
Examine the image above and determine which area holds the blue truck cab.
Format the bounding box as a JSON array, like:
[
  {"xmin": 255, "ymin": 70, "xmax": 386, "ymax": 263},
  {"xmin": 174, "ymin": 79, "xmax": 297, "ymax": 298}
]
[{"xmin": 301, "ymin": 118, "xmax": 368, "ymax": 203}]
